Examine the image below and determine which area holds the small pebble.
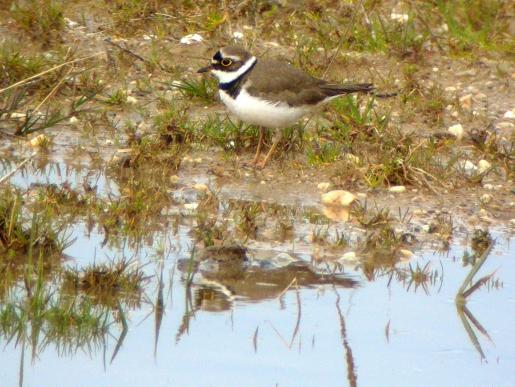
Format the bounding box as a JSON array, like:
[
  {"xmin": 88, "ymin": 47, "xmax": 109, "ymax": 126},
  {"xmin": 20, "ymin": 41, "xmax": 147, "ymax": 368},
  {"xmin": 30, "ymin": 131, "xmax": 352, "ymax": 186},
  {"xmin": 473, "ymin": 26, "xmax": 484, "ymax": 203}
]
[
  {"xmin": 69, "ymin": 116, "xmax": 79, "ymax": 124},
  {"xmin": 180, "ymin": 33, "xmax": 203, "ymax": 45},
  {"xmin": 264, "ymin": 41, "xmax": 281, "ymax": 48},
  {"xmin": 459, "ymin": 94, "xmax": 472, "ymax": 111},
  {"xmin": 503, "ymin": 110, "xmax": 515, "ymax": 119},
  {"xmin": 448, "ymin": 123, "xmax": 464, "ymax": 140},
  {"xmin": 457, "ymin": 69, "xmax": 477, "ymax": 77},
  {"xmin": 343, "ymin": 153, "xmax": 360, "ymax": 164},
  {"xmin": 322, "ymin": 206, "xmax": 350, "ymax": 221},
  {"xmin": 477, "ymin": 159, "xmax": 491, "ymax": 174},
  {"xmin": 317, "ymin": 182, "xmax": 331, "ymax": 191},
  {"xmin": 321, "ymin": 190, "xmax": 356, "ymax": 207},
  {"xmin": 399, "ymin": 249, "xmax": 414, "ymax": 260},
  {"xmin": 29, "ymin": 134, "xmax": 49, "ymax": 148},
  {"xmin": 64, "ymin": 18, "xmax": 78, "ymax": 28},
  {"xmin": 390, "ymin": 12, "xmax": 409, "ymax": 23},
  {"xmin": 339, "ymin": 251, "xmax": 358, "ymax": 262},
  {"xmin": 478, "ymin": 209, "xmax": 494, "ymax": 223},
  {"xmin": 270, "ymin": 253, "xmax": 297, "ymax": 268},
  {"xmin": 457, "ymin": 160, "xmax": 478, "ymax": 174},
  {"xmin": 126, "ymin": 96, "xmax": 138, "ymax": 104},
  {"xmin": 184, "ymin": 203, "xmax": 199, "ymax": 210},
  {"xmin": 497, "ymin": 122, "xmax": 514, "ymax": 129},
  {"xmin": 480, "ymin": 194, "xmax": 492, "ymax": 204},
  {"xmin": 437, "ymin": 23, "xmax": 448, "ymax": 33},
  {"xmin": 388, "ymin": 185, "xmax": 406, "ymax": 193},
  {"xmin": 193, "ymin": 183, "xmax": 209, "ymax": 192}
]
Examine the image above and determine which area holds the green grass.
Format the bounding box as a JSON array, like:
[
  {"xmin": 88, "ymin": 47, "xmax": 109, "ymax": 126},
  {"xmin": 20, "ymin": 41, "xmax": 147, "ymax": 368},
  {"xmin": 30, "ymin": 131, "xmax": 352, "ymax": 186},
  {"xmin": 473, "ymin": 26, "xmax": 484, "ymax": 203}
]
[
  {"xmin": 235, "ymin": 202, "xmax": 261, "ymax": 239},
  {"xmin": 153, "ymin": 105, "xmax": 194, "ymax": 145},
  {"xmin": 314, "ymin": 93, "xmax": 455, "ymax": 191},
  {"xmin": 193, "ymin": 210, "xmax": 227, "ymax": 247},
  {"xmin": 198, "ymin": 116, "xmax": 261, "ymax": 152},
  {"xmin": 413, "ymin": 84, "xmax": 448, "ymax": 125},
  {"xmin": 351, "ymin": 201, "xmax": 394, "ymax": 229},
  {"xmin": 10, "ymin": 0, "xmax": 64, "ymax": 43},
  {"xmin": 306, "ymin": 141, "xmax": 342, "ymax": 166},
  {"xmin": 311, "ymin": 226, "xmax": 329, "ymax": 245},
  {"xmin": 0, "ymin": 186, "xmax": 72, "ymax": 255},
  {"xmin": 331, "ymin": 95, "xmax": 380, "ymax": 132},
  {"xmin": 107, "ymin": 0, "xmax": 167, "ymax": 34},
  {"xmin": 0, "ymin": 253, "xmax": 132, "ymax": 358},
  {"xmin": 105, "ymin": 88, "xmax": 128, "ymax": 105},
  {"xmin": 62, "ymin": 258, "xmax": 147, "ymax": 308},
  {"xmin": 436, "ymin": 0, "xmax": 514, "ymax": 54},
  {"xmin": 0, "ymin": 41, "xmax": 46, "ymax": 87},
  {"xmin": 170, "ymin": 77, "xmax": 217, "ymax": 104}
]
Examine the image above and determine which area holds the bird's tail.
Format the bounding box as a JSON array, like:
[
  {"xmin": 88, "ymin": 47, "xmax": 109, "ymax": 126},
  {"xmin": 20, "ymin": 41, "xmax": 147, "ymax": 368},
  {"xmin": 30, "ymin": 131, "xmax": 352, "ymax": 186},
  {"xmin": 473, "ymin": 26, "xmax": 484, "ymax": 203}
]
[
  {"xmin": 322, "ymin": 83, "xmax": 400, "ymax": 99},
  {"xmin": 321, "ymin": 83, "xmax": 375, "ymax": 96}
]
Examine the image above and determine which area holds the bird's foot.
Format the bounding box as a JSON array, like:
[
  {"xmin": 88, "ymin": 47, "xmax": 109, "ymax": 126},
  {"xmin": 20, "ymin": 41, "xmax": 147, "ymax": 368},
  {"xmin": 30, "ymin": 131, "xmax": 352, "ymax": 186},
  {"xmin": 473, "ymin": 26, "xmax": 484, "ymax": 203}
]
[
  {"xmin": 254, "ymin": 160, "xmax": 267, "ymax": 170},
  {"xmin": 241, "ymin": 155, "xmax": 265, "ymax": 169},
  {"xmin": 241, "ymin": 159, "xmax": 259, "ymax": 169},
  {"xmin": 240, "ymin": 150, "xmax": 271, "ymax": 169}
]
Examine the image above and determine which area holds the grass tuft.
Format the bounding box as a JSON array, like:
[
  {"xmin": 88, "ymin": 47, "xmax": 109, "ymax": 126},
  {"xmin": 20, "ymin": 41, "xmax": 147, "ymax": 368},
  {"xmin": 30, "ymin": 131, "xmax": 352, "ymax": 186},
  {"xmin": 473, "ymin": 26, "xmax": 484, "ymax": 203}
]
[
  {"xmin": 0, "ymin": 186, "xmax": 72, "ymax": 255},
  {"xmin": 62, "ymin": 258, "xmax": 148, "ymax": 308},
  {"xmin": 10, "ymin": 0, "xmax": 64, "ymax": 44}
]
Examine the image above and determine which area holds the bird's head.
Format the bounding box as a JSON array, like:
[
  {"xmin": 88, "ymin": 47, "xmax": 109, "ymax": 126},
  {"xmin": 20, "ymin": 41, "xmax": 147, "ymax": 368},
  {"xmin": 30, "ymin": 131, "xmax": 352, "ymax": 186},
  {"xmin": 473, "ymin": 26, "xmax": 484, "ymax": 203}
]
[{"xmin": 197, "ymin": 46, "xmax": 257, "ymax": 84}]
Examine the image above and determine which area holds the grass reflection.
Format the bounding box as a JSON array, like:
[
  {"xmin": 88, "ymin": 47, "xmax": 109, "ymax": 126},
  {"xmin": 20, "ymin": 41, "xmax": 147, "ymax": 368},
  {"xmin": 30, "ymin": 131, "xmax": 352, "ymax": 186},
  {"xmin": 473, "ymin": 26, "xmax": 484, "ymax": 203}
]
[
  {"xmin": 455, "ymin": 232, "xmax": 495, "ymax": 360},
  {"xmin": 0, "ymin": 249, "xmax": 148, "ymax": 386}
]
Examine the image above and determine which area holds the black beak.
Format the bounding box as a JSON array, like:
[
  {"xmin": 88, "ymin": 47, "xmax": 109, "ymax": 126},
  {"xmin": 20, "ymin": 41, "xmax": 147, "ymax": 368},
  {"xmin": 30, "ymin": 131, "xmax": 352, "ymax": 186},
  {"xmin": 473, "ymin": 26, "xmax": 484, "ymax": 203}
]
[{"xmin": 197, "ymin": 65, "xmax": 211, "ymax": 73}]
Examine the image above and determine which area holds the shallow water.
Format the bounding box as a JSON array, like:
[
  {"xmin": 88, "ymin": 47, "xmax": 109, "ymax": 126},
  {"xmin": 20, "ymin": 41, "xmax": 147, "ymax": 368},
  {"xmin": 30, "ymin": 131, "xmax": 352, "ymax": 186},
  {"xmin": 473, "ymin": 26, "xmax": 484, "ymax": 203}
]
[{"xmin": 1, "ymin": 161, "xmax": 514, "ymax": 387}]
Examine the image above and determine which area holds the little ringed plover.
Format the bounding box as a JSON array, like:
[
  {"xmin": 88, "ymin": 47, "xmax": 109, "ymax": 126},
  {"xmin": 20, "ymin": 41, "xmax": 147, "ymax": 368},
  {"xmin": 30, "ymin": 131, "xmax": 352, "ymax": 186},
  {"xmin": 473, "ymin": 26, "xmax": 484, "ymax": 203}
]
[{"xmin": 198, "ymin": 46, "xmax": 374, "ymax": 168}]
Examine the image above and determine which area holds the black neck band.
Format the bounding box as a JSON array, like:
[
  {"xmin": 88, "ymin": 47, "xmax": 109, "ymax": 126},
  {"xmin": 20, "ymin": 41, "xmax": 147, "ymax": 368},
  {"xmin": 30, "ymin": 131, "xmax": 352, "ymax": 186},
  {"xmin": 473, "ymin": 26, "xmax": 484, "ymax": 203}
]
[{"xmin": 219, "ymin": 58, "xmax": 257, "ymax": 98}]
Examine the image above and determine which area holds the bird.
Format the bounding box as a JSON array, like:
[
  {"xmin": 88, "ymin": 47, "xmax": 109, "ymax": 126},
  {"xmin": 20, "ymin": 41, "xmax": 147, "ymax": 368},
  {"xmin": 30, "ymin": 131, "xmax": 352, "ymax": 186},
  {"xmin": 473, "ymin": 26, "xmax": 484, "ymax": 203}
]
[{"xmin": 198, "ymin": 46, "xmax": 375, "ymax": 168}]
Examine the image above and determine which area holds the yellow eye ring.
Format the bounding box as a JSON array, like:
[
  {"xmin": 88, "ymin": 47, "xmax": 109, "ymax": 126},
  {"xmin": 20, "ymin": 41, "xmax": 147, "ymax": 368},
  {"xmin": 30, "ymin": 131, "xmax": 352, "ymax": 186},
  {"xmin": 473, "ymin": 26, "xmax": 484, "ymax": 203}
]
[{"xmin": 221, "ymin": 58, "xmax": 232, "ymax": 67}]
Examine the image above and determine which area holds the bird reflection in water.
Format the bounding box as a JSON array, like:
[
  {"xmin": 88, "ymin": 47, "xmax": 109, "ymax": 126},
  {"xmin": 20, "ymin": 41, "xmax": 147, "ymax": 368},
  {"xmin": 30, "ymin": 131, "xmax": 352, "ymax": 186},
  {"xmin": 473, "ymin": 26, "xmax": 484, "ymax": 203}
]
[{"xmin": 177, "ymin": 244, "xmax": 358, "ymax": 312}]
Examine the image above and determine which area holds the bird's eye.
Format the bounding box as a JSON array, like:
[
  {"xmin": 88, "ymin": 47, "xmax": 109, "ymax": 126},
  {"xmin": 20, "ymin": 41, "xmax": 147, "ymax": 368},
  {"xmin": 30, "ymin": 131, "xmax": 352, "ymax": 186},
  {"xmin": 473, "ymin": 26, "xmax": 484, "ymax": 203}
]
[{"xmin": 221, "ymin": 58, "xmax": 232, "ymax": 67}]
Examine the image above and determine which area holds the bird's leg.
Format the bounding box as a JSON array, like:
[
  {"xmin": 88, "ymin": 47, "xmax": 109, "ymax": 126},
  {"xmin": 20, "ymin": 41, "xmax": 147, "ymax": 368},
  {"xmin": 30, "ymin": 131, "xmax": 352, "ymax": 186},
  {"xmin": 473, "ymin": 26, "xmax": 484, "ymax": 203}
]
[
  {"xmin": 256, "ymin": 131, "xmax": 281, "ymax": 169},
  {"xmin": 252, "ymin": 126, "xmax": 265, "ymax": 164}
]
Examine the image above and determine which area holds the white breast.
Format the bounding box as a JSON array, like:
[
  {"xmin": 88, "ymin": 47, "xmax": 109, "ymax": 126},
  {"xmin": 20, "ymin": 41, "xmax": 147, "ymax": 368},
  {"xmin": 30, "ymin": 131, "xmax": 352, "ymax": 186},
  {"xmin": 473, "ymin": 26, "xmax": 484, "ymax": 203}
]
[{"xmin": 219, "ymin": 88, "xmax": 309, "ymax": 129}]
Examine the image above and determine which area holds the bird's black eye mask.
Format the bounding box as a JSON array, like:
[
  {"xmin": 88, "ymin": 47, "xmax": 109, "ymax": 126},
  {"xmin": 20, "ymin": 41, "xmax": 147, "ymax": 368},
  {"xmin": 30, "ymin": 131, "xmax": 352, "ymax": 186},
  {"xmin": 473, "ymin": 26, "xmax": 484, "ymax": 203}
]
[
  {"xmin": 212, "ymin": 51, "xmax": 222, "ymax": 62},
  {"xmin": 210, "ymin": 51, "xmax": 243, "ymax": 71}
]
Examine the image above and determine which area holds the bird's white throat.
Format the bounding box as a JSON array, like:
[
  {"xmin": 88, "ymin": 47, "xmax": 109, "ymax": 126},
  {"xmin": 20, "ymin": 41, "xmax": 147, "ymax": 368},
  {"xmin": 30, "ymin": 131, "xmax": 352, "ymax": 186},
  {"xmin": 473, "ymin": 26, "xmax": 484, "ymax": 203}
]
[{"xmin": 211, "ymin": 56, "xmax": 257, "ymax": 84}]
